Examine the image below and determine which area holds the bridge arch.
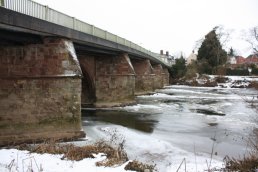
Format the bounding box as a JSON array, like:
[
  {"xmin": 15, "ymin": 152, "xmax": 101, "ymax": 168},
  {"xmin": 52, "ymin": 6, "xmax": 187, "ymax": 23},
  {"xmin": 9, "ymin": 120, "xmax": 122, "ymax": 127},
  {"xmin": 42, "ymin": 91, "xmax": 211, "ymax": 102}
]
[{"xmin": 78, "ymin": 56, "xmax": 96, "ymax": 107}]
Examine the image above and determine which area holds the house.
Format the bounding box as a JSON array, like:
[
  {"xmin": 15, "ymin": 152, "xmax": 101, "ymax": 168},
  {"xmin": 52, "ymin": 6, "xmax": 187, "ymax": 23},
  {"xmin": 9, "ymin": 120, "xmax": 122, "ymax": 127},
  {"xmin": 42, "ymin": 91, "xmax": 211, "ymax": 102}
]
[
  {"xmin": 245, "ymin": 54, "xmax": 258, "ymax": 66},
  {"xmin": 186, "ymin": 51, "xmax": 197, "ymax": 65},
  {"xmin": 235, "ymin": 56, "xmax": 246, "ymax": 65},
  {"xmin": 227, "ymin": 55, "xmax": 237, "ymax": 64},
  {"xmin": 159, "ymin": 50, "xmax": 175, "ymax": 65}
]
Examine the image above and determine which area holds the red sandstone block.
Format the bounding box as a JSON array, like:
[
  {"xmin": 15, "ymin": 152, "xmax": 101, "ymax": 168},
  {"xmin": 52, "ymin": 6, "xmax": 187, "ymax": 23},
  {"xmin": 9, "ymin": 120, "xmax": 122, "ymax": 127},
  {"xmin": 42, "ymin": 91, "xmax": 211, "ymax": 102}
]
[
  {"xmin": 0, "ymin": 80, "xmax": 14, "ymax": 89},
  {"xmin": 29, "ymin": 67, "xmax": 41, "ymax": 76},
  {"xmin": 0, "ymin": 67, "xmax": 9, "ymax": 76},
  {"xmin": 9, "ymin": 66, "xmax": 29, "ymax": 76}
]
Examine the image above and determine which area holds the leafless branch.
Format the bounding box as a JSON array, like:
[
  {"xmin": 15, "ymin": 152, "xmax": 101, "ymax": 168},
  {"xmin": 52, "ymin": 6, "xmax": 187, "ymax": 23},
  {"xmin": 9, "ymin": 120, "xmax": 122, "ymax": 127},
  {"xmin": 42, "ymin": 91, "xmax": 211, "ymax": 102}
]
[{"xmin": 244, "ymin": 26, "xmax": 258, "ymax": 54}]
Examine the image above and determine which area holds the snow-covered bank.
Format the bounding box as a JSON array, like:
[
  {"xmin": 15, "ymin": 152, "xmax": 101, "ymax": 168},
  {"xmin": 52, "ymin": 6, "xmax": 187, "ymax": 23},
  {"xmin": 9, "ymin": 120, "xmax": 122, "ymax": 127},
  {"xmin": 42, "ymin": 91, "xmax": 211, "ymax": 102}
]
[
  {"xmin": 0, "ymin": 148, "xmax": 134, "ymax": 172},
  {"xmin": 85, "ymin": 124, "xmax": 224, "ymax": 172},
  {"xmin": 176, "ymin": 74, "xmax": 258, "ymax": 88},
  {"xmin": 83, "ymin": 83, "xmax": 258, "ymax": 171},
  {"xmin": 1, "ymin": 76, "xmax": 257, "ymax": 172}
]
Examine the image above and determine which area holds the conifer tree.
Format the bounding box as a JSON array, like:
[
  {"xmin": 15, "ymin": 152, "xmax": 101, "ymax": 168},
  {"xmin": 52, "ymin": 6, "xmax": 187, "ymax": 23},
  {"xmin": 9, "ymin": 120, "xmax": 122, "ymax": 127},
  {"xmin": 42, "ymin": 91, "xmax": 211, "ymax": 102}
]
[{"xmin": 197, "ymin": 28, "xmax": 227, "ymax": 74}]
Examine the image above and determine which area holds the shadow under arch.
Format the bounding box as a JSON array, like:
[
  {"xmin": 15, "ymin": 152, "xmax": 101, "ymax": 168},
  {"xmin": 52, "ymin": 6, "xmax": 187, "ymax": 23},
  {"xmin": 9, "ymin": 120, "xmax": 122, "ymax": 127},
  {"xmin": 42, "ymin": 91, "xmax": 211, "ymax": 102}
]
[{"xmin": 79, "ymin": 60, "xmax": 96, "ymax": 107}]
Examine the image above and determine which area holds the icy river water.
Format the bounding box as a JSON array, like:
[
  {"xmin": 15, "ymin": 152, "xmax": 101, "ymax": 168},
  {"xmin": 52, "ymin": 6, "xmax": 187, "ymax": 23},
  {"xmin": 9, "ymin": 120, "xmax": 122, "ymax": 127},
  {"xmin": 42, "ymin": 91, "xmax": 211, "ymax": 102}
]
[{"xmin": 82, "ymin": 85, "xmax": 258, "ymax": 171}]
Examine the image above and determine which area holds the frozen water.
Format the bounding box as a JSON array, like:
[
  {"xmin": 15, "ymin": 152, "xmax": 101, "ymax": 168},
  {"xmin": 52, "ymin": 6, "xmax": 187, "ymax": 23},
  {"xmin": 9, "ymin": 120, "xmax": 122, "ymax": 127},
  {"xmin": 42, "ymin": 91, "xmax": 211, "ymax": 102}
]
[{"xmin": 83, "ymin": 85, "xmax": 258, "ymax": 171}]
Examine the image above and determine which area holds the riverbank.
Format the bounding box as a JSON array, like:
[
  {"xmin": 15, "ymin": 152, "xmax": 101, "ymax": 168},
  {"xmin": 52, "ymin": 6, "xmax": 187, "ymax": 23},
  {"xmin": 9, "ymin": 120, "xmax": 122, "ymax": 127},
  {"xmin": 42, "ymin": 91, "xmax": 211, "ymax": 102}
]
[
  {"xmin": 1, "ymin": 76, "xmax": 258, "ymax": 171},
  {"xmin": 83, "ymin": 83, "xmax": 258, "ymax": 171},
  {"xmin": 172, "ymin": 74, "xmax": 258, "ymax": 88},
  {"xmin": 0, "ymin": 140, "xmax": 155, "ymax": 172}
]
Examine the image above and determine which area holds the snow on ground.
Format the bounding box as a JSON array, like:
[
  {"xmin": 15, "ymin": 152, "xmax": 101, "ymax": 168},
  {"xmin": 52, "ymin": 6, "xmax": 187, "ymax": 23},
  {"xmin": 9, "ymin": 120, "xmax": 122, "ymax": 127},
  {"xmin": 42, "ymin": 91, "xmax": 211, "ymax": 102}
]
[
  {"xmin": 212, "ymin": 75, "xmax": 258, "ymax": 88},
  {"xmin": 0, "ymin": 148, "xmax": 134, "ymax": 172},
  {"xmin": 1, "ymin": 75, "xmax": 257, "ymax": 172},
  {"xmin": 84, "ymin": 124, "xmax": 225, "ymax": 172}
]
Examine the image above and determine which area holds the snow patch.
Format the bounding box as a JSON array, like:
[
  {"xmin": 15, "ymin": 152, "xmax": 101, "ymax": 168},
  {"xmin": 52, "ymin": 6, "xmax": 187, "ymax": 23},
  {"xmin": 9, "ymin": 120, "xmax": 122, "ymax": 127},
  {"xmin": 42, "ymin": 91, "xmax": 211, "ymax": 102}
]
[{"xmin": 0, "ymin": 149, "xmax": 134, "ymax": 172}]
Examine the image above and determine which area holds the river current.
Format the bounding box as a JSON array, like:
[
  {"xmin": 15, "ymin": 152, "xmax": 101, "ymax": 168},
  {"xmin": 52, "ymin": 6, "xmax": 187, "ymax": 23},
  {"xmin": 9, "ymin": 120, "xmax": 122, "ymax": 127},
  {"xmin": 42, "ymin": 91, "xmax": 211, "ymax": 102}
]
[{"xmin": 82, "ymin": 85, "xmax": 258, "ymax": 171}]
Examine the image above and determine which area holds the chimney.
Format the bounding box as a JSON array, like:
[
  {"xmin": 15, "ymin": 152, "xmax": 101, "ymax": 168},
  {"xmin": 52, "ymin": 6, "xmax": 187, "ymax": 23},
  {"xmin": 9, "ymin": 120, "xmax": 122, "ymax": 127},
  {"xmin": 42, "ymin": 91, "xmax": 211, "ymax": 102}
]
[
  {"xmin": 160, "ymin": 50, "xmax": 163, "ymax": 55},
  {"xmin": 166, "ymin": 51, "xmax": 169, "ymax": 56}
]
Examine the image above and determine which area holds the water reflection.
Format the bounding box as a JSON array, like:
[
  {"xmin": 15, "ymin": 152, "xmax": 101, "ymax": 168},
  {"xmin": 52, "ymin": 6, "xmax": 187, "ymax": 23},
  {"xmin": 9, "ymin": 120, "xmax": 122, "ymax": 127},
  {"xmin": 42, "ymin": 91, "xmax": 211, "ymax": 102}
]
[
  {"xmin": 81, "ymin": 109, "xmax": 158, "ymax": 133},
  {"xmin": 191, "ymin": 109, "xmax": 226, "ymax": 116}
]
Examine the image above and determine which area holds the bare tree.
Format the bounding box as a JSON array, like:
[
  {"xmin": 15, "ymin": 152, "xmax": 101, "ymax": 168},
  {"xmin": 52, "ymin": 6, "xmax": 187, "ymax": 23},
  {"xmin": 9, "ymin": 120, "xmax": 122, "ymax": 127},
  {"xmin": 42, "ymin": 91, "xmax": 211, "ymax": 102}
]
[
  {"xmin": 214, "ymin": 25, "xmax": 232, "ymax": 49},
  {"xmin": 194, "ymin": 25, "xmax": 232, "ymax": 53},
  {"xmin": 244, "ymin": 26, "xmax": 258, "ymax": 54}
]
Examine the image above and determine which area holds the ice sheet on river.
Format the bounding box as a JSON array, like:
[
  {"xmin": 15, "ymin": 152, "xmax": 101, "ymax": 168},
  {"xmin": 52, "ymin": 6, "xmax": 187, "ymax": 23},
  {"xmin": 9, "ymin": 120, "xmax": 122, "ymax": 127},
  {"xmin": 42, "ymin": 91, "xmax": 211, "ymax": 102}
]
[{"xmin": 83, "ymin": 85, "xmax": 258, "ymax": 171}]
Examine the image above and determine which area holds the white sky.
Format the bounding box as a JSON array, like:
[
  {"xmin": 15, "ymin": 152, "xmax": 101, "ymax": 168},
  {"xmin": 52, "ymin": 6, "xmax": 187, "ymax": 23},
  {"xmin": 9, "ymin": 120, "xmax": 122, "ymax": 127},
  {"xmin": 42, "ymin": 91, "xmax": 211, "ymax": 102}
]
[{"xmin": 34, "ymin": 0, "xmax": 258, "ymax": 57}]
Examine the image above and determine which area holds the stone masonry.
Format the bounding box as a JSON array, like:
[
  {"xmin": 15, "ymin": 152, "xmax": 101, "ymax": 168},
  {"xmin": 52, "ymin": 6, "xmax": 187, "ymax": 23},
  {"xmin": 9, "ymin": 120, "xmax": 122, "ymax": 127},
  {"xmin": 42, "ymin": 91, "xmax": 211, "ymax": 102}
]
[
  {"xmin": 78, "ymin": 56, "xmax": 96, "ymax": 106},
  {"xmin": 131, "ymin": 59, "xmax": 154, "ymax": 94},
  {"xmin": 95, "ymin": 53, "xmax": 136, "ymax": 107},
  {"xmin": 0, "ymin": 37, "xmax": 84, "ymax": 146},
  {"xmin": 152, "ymin": 64, "xmax": 164, "ymax": 89},
  {"xmin": 162, "ymin": 68, "xmax": 170, "ymax": 86}
]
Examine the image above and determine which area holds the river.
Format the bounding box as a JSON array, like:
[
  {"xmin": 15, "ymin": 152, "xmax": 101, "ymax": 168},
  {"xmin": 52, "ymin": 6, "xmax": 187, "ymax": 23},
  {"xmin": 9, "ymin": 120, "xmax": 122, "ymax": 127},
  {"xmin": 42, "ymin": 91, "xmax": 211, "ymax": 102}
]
[{"xmin": 82, "ymin": 85, "xmax": 258, "ymax": 171}]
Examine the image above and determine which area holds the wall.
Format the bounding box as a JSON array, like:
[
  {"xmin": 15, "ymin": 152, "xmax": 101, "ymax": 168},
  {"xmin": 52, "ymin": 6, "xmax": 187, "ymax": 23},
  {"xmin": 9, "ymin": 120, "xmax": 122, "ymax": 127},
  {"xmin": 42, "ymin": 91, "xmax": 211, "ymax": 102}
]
[
  {"xmin": 131, "ymin": 59, "xmax": 154, "ymax": 94},
  {"xmin": 0, "ymin": 38, "xmax": 84, "ymax": 146},
  {"xmin": 78, "ymin": 56, "xmax": 96, "ymax": 106},
  {"xmin": 162, "ymin": 68, "xmax": 170, "ymax": 86},
  {"xmin": 152, "ymin": 64, "xmax": 164, "ymax": 89},
  {"xmin": 78, "ymin": 53, "xmax": 137, "ymax": 107},
  {"xmin": 95, "ymin": 53, "xmax": 136, "ymax": 107}
]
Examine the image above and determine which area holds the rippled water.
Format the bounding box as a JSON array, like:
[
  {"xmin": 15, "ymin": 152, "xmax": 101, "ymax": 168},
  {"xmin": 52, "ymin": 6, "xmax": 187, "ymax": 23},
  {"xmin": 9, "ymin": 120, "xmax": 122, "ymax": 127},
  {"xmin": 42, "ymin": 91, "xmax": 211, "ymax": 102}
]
[{"xmin": 82, "ymin": 85, "xmax": 258, "ymax": 171}]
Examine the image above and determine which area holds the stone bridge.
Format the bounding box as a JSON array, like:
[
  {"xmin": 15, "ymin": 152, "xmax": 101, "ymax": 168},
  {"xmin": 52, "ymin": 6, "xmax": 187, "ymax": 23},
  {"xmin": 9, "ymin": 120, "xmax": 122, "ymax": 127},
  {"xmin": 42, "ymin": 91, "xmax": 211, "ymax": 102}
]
[{"xmin": 0, "ymin": 0, "xmax": 171, "ymax": 145}]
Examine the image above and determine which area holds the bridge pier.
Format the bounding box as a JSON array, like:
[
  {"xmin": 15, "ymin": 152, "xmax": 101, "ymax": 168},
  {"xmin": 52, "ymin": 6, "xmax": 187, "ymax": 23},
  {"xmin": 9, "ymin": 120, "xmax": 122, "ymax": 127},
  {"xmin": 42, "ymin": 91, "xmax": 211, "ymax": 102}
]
[
  {"xmin": 95, "ymin": 53, "xmax": 135, "ymax": 107},
  {"xmin": 162, "ymin": 68, "xmax": 170, "ymax": 86},
  {"xmin": 131, "ymin": 59, "xmax": 154, "ymax": 95},
  {"xmin": 78, "ymin": 55, "xmax": 96, "ymax": 106},
  {"xmin": 152, "ymin": 64, "xmax": 164, "ymax": 89},
  {"xmin": 79, "ymin": 53, "xmax": 136, "ymax": 107},
  {"xmin": 0, "ymin": 37, "xmax": 84, "ymax": 145}
]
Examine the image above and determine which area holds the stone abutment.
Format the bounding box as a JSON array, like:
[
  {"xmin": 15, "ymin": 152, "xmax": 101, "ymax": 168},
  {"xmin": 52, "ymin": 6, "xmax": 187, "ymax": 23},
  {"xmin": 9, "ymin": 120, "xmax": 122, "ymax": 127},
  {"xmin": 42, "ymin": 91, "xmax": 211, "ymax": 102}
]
[
  {"xmin": 0, "ymin": 38, "xmax": 84, "ymax": 146},
  {"xmin": 0, "ymin": 37, "xmax": 171, "ymax": 145}
]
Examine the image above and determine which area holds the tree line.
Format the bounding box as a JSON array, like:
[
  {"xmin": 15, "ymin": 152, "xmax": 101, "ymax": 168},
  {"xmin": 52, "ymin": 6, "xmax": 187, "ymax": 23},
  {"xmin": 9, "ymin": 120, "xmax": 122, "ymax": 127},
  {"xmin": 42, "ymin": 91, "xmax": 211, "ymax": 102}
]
[{"xmin": 170, "ymin": 26, "xmax": 258, "ymax": 79}]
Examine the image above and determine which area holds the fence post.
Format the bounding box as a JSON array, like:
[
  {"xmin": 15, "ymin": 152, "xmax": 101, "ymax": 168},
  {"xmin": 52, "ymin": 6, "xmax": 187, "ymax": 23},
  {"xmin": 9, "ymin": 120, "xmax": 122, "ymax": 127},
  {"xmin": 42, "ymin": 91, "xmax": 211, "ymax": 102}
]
[
  {"xmin": 0, "ymin": 0, "xmax": 4, "ymax": 7},
  {"xmin": 73, "ymin": 17, "xmax": 75, "ymax": 29},
  {"xmin": 45, "ymin": 5, "xmax": 49, "ymax": 21},
  {"xmin": 92, "ymin": 25, "xmax": 95, "ymax": 35}
]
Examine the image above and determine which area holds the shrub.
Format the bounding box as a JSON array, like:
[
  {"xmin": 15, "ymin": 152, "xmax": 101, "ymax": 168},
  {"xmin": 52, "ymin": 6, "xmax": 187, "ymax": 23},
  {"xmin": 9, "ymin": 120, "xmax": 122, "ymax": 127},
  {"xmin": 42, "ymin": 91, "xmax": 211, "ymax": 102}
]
[
  {"xmin": 224, "ymin": 155, "xmax": 258, "ymax": 172},
  {"xmin": 124, "ymin": 160, "xmax": 156, "ymax": 172},
  {"xmin": 185, "ymin": 62, "xmax": 198, "ymax": 80},
  {"xmin": 17, "ymin": 141, "xmax": 128, "ymax": 167},
  {"xmin": 226, "ymin": 68, "xmax": 249, "ymax": 76}
]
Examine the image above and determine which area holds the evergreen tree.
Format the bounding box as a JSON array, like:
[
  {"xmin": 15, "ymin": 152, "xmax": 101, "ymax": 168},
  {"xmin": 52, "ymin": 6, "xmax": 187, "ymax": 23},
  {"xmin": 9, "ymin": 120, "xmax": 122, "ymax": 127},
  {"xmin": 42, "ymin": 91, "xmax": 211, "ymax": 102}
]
[
  {"xmin": 197, "ymin": 28, "xmax": 227, "ymax": 74},
  {"xmin": 228, "ymin": 47, "xmax": 235, "ymax": 56},
  {"xmin": 169, "ymin": 56, "xmax": 186, "ymax": 78}
]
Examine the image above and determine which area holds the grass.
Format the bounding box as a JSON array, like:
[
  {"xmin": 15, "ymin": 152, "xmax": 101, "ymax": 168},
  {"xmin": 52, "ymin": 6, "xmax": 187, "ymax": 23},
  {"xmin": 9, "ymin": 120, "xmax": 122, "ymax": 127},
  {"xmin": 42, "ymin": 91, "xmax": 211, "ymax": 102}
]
[
  {"xmin": 223, "ymin": 155, "xmax": 258, "ymax": 172},
  {"xmin": 16, "ymin": 140, "xmax": 128, "ymax": 167},
  {"xmin": 15, "ymin": 140, "xmax": 156, "ymax": 171},
  {"xmin": 124, "ymin": 160, "xmax": 156, "ymax": 172}
]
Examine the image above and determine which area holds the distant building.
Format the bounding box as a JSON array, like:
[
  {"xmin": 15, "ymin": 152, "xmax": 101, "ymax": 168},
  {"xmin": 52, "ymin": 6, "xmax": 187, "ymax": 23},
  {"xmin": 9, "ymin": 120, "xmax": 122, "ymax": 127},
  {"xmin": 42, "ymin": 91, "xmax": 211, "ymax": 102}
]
[
  {"xmin": 159, "ymin": 50, "xmax": 175, "ymax": 65},
  {"xmin": 235, "ymin": 56, "xmax": 246, "ymax": 65},
  {"xmin": 186, "ymin": 51, "xmax": 197, "ymax": 65},
  {"xmin": 227, "ymin": 55, "xmax": 237, "ymax": 64},
  {"xmin": 228, "ymin": 54, "xmax": 258, "ymax": 68},
  {"xmin": 245, "ymin": 54, "xmax": 258, "ymax": 66}
]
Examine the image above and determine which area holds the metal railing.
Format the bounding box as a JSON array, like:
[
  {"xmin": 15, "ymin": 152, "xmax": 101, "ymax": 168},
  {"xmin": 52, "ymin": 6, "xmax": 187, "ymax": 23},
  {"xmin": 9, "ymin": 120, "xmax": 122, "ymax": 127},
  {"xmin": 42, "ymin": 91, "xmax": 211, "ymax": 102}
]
[{"xmin": 0, "ymin": 0, "xmax": 172, "ymax": 66}]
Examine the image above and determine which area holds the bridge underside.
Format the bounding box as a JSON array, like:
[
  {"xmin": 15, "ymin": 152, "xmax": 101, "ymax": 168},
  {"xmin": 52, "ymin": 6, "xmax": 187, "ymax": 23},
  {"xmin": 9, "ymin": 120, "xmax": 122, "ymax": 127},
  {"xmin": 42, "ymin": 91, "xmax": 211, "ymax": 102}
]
[{"xmin": 0, "ymin": 34, "xmax": 170, "ymax": 145}]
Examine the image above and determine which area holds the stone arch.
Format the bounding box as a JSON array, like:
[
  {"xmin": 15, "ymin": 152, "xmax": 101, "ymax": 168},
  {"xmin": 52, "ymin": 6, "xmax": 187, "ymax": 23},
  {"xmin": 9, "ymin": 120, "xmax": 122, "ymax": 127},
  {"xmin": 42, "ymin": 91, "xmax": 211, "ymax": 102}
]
[{"xmin": 78, "ymin": 56, "xmax": 96, "ymax": 107}]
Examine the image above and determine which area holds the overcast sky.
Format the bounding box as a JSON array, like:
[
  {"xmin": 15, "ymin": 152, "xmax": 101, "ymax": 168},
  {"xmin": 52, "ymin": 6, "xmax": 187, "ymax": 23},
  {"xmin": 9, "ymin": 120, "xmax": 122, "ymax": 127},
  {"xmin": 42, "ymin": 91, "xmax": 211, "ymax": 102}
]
[{"xmin": 34, "ymin": 0, "xmax": 258, "ymax": 57}]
